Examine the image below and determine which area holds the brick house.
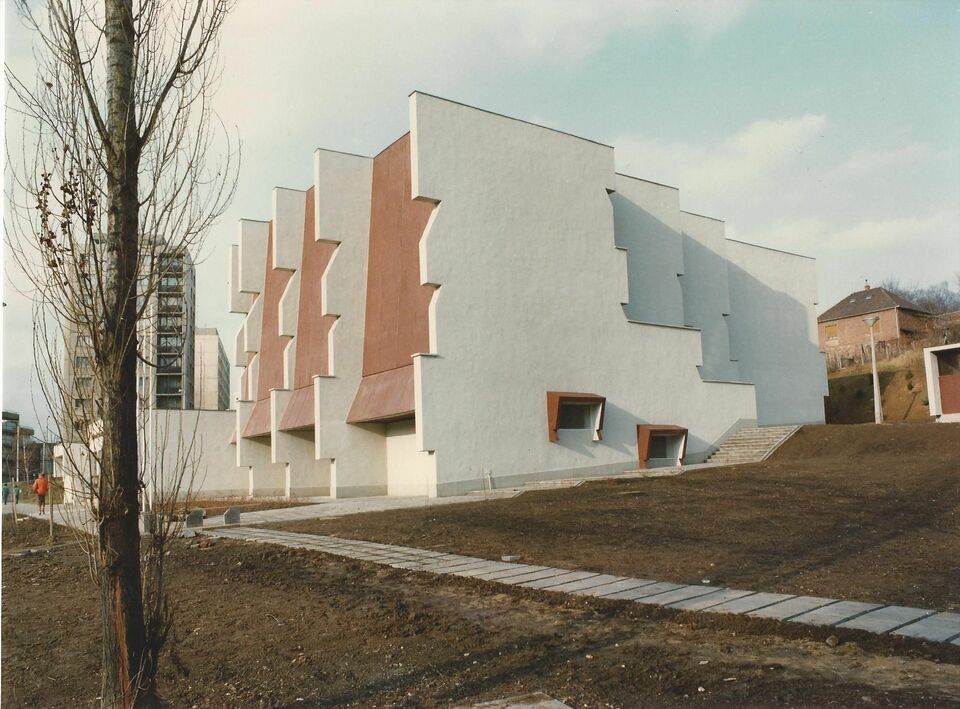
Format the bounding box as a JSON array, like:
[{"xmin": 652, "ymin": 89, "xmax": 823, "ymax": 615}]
[{"xmin": 817, "ymin": 285, "xmax": 932, "ymax": 369}]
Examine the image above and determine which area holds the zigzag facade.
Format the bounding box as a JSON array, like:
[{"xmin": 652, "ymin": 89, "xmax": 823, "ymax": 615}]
[{"xmin": 230, "ymin": 93, "xmax": 827, "ymax": 498}]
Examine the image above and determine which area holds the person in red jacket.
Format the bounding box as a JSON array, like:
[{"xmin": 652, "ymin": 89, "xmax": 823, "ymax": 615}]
[{"xmin": 32, "ymin": 472, "xmax": 50, "ymax": 515}]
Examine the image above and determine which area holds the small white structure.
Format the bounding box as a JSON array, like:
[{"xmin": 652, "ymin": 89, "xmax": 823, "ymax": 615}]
[{"xmin": 923, "ymin": 343, "xmax": 960, "ymax": 423}]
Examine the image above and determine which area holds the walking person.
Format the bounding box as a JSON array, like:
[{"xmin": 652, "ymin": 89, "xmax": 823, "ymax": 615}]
[
  {"xmin": 2, "ymin": 481, "xmax": 9, "ymax": 505},
  {"xmin": 32, "ymin": 472, "xmax": 49, "ymax": 515}
]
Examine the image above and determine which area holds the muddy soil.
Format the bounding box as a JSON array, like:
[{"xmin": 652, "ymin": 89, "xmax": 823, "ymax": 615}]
[
  {"xmin": 273, "ymin": 423, "xmax": 960, "ymax": 610},
  {"xmin": 2, "ymin": 533, "xmax": 958, "ymax": 708},
  {"xmin": 1, "ymin": 516, "xmax": 76, "ymax": 552}
]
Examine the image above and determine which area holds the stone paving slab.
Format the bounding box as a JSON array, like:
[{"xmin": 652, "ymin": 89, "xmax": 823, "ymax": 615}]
[
  {"xmin": 603, "ymin": 581, "xmax": 683, "ymax": 601},
  {"xmin": 892, "ymin": 612, "xmax": 960, "ymax": 642},
  {"xmin": 419, "ymin": 557, "xmax": 484, "ymax": 571},
  {"xmin": 791, "ymin": 601, "xmax": 882, "ymax": 627},
  {"xmin": 389, "ymin": 560, "xmax": 437, "ymax": 570},
  {"xmin": 452, "ymin": 562, "xmax": 520, "ymax": 577},
  {"xmin": 496, "ymin": 568, "xmax": 569, "ymax": 585},
  {"xmin": 429, "ymin": 559, "xmax": 495, "ymax": 574},
  {"xmin": 748, "ymin": 596, "xmax": 837, "ymax": 620},
  {"xmin": 539, "ymin": 574, "xmax": 625, "ymax": 594},
  {"xmin": 836, "ymin": 606, "xmax": 934, "ymax": 634},
  {"xmin": 475, "ymin": 566, "xmax": 550, "ymax": 581},
  {"xmin": 393, "ymin": 558, "xmax": 466, "ymax": 571},
  {"xmin": 667, "ymin": 589, "xmax": 754, "ymax": 611},
  {"xmin": 519, "ymin": 571, "xmax": 598, "ymax": 590},
  {"xmin": 504, "ymin": 569, "xmax": 597, "ymax": 589},
  {"xmin": 402, "ymin": 554, "xmax": 468, "ymax": 567},
  {"xmin": 579, "ymin": 578, "xmax": 659, "ymax": 598},
  {"xmin": 705, "ymin": 592, "xmax": 795, "ymax": 615},
  {"xmin": 635, "ymin": 584, "xmax": 720, "ymax": 606},
  {"xmin": 451, "ymin": 562, "xmax": 519, "ymax": 577}
]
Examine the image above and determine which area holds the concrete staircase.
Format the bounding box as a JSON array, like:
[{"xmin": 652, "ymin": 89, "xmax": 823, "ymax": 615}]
[{"xmin": 705, "ymin": 425, "xmax": 799, "ymax": 466}]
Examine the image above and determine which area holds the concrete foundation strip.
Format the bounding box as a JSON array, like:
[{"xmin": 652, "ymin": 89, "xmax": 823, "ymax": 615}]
[{"xmin": 202, "ymin": 527, "xmax": 960, "ymax": 646}]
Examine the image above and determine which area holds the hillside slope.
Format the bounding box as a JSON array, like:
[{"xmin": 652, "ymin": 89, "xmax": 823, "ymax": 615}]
[{"xmin": 825, "ymin": 352, "xmax": 932, "ymax": 424}]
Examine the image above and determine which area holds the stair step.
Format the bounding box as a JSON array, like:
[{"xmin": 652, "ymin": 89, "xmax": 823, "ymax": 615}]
[{"xmin": 707, "ymin": 425, "xmax": 799, "ymax": 465}]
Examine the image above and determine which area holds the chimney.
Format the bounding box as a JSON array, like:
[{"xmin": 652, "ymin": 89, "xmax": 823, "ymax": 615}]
[{"xmin": 864, "ymin": 280, "xmax": 870, "ymax": 291}]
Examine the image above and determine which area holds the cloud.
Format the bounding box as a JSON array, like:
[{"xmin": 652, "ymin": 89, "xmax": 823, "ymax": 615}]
[
  {"xmin": 827, "ymin": 210, "xmax": 959, "ymax": 253},
  {"xmin": 738, "ymin": 209, "xmax": 960, "ymax": 309},
  {"xmin": 821, "ymin": 143, "xmax": 944, "ymax": 184},
  {"xmin": 615, "ymin": 113, "xmax": 828, "ymax": 194}
]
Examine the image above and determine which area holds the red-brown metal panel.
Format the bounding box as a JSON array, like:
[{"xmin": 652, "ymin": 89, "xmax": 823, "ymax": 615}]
[
  {"xmin": 278, "ymin": 385, "xmax": 314, "ymax": 431},
  {"xmin": 347, "ymin": 366, "xmax": 416, "ymax": 424},
  {"xmin": 939, "ymin": 374, "xmax": 960, "ymax": 414}
]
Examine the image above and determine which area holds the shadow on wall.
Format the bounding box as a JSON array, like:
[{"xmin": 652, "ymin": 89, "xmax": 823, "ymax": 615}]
[
  {"xmin": 611, "ymin": 192, "xmax": 684, "ymax": 327},
  {"xmin": 723, "ymin": 258, "xmax": 826, "ymax": 426},
  {"xmin": 677, "ymin": 233, "xmax": 740, "ymax": 382},
  {"xmin": 610, "ymin": 194, "xmax": 825, "ymax": 427}
]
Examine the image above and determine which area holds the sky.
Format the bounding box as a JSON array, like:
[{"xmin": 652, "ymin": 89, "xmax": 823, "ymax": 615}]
[{"xmin": 3, "ymin": 0, "xmax": 959, "ymax": 434}]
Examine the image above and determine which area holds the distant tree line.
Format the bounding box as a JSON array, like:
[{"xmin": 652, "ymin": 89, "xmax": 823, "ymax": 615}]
[{"xmin": 880, "ymin": 273, "xmax": 960, "ymax": 315}]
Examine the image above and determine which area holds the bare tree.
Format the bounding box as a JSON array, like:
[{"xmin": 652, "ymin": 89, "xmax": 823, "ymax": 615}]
[
  {"xmin": 879, "ymin": 277, "xmax": 960, "ymax": 315},
  {"xmin": 6, "ymin": 1, "xmax": 237, "ymax": 706}
]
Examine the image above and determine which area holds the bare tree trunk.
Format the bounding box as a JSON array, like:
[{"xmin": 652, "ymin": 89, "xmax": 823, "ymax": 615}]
[
  {"xmin": 99, "ymin": 1, "xmax": 148, "ymax": 705},
  {"xmin": 7, "ymin": 1, "xmax": 236, "ymax": 704}
]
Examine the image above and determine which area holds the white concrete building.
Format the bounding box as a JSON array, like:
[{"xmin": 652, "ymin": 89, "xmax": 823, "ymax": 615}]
[{"xmin": 229, "ymin": 93, "xmax": 827, "ymax": 499}]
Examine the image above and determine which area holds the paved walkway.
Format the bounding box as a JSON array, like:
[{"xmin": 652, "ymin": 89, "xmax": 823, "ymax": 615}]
[
  {"xmin": 204, "ymin": 525, "xmax": 960, "ymax": 647},
  {"xmin": 4, "ymin": 494, "xmax": 487, "ymax": 534},
  {"xmin": 202, "ymin": 494, "xmax": 483, "ymax": 527}
]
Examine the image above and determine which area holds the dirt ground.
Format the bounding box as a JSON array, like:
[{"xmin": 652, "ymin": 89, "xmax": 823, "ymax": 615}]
[
  {"xmin": 3, "ymin": 522, "xmax": 958, "ymax": 708},
  {"xmin": 1, "ymin": 516, "xmax": 72, "ymax": 552},
  {"xmin": 272, "ymin": 423, "xmax": 960, "ymax": 611}
]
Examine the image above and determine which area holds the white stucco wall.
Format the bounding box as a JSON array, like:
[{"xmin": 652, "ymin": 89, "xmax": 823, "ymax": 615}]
[
  {"xmin": 272, "ymin": 188, "xmax": 306, "ymax": 272},
  {"xmin": 410, "ymin": 92, "xmax": 758, "ymax": 495},
  {"xmin": 385, "ymin": 419, "xmax": 436, "ymax": 496},
  {"xmin": 725, "ymin": 240, "xmax": 827, "ymax": 425},
  {"xmin": 58, "ymin": 410, "xmax": 245, "ymax": 504},
  {"xmin": 150, "ymin": 409, "xmax": 245, "ymax": 497},
  {"xmin": 229, "ymin": 244, "xmax": 253, "ymax": 314},
  {"xmin": 238, "ymin": 220, "xmax": 269, "ymax": 294},
  {"xmin": 310, "ymin": 149, "xmax": 389, "ymax": 498}
]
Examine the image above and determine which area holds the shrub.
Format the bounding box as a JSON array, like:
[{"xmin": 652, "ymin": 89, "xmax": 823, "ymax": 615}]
[
  {"xmin": 905, "ymin": 370, "xmax": 914, "ymax": 380},
  {"xmin": 907, "ymin": 381, "xmax": 915, "ymax": 391}
]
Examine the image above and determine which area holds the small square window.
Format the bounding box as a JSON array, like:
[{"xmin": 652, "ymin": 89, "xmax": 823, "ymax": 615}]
[
  {"xmin": 824, "ymin": 323, "xmax": 838, "ymax": 341},
  {"xmin": 547, "ymin": 392, "xmax": 605, "ymax": 442},
  {"xmin": 557, "ymin": 403, "xmax": 594, "ymax": 430}
]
